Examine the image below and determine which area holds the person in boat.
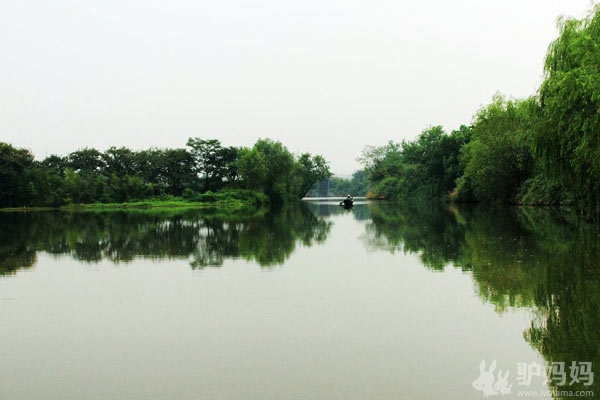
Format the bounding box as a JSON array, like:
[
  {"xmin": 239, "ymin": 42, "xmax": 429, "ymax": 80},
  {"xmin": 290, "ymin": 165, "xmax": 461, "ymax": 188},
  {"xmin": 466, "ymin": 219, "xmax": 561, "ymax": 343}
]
[{"xmin": 340, "ymin": 194, "xmax": 353, "ymax": 207}]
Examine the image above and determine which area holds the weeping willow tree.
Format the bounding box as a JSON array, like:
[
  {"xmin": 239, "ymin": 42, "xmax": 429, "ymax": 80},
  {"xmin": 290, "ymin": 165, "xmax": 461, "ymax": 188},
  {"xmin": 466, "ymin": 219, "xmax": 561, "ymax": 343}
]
[
  {"xmin": 535, "ymin": 4, "xmax": 600, "ymax": 218},
  {"xmin": 457, "ymin": 94, "xmax": 537, "ymax": 204}
]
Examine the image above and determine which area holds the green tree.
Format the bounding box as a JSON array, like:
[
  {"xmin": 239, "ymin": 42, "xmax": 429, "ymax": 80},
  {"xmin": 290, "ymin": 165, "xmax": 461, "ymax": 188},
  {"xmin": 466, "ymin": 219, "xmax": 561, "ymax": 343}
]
[
  {"xmin": 400, "ymin": 126, "xmax": 446, "ymax": 196},
  {"xmin": 535, "ymin": 7, "xmax": 600, "ymax": 217},
  {"xmin": 63, "ymin": 168, "xmax": 83, "ymax": 203},
  {"xmin": 441, "ymin": 125, "xmax": 471, "ymax": 193},
  {"xmin": 359, "ymin": 141, "xmax": 403, "ymax": 186},
  {"xmin": 186, "ymin": 138, "xmax": 238, "ymax": 192},
  {"xmin": 133, "ymin": 148, "xmax": 164, "ymax": 192},
  {"xmin": 293, "ymin": 153, "xmax": 332, "ymax": 198},
  {"xmin": 237, "ymin": 147, "xmax": 268, "ymax": 191},
  {"xmin": 102, "ymin": 147, "xmax": 136, "ymax": 177},
  {"xmin": 358, "ymin": 126, "xmax": 466, "ymax": 200},
  {"xmin": 41, "ymin": 154, "xmax": 68, "ymax": 176},
  {"xmin": 358, "ymin": 141, "xmax": 404, "ymax": 199},
  {"xmin": 457, "ymin": 94, "xmax": 535, "ymax": 203},
  {"xmin": 0, "ymin": 143, "xmax": 35, "ymax": 207},
  {"xmin": 161, "ymin": 148, "xmax": 197, "ymax": 196},
  {"xmin": 132, "ymin": 148, "xmax": 189, "ymax": 196},
  {"xmin": 25, "ymin": 163, "xmax": 65, "ymax": 206},
  {"xmin": 67, "ymin": 148, "xmax": 105, "ymax": 175},
  {"xmin": 254, "ymin": 139, "xmax": 295, "ymax": 194},
  {"xmin": 243, "ymin": 139, "xmax": 295, "ymax": 201}
]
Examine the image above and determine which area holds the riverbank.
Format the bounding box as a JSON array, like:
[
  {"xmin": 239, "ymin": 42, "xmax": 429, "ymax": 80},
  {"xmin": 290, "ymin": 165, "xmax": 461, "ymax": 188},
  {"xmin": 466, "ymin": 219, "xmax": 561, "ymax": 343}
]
[{"xmin": 0, "ymin": 190, "xmax": 269, "ymax": 216}]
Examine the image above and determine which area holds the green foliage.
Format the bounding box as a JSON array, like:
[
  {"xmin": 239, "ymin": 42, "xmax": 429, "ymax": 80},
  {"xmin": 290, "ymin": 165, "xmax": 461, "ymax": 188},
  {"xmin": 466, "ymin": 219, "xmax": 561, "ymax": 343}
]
[
  {"xmin": 457, "ymin": 95, "xmax": 537, "ymax": 203},
  {"xmin": 441, "ymin": 125, "xmax": 472, "ymax": 193},
  {"xmin": 352, "ymin": 5, "xmax": 600, "ymax": 215},
  {"xmin": 237, "ymin": 139, "xmax": 330, "ymax": 201},
  {"xmin": 516, "ymin": 173, "xmax": 571, "ymax": 206},
  {"xmin": 186, "ymin": 138, "xmax": 238, "ymax": 192},
  {"xmin": 371, "ymin": 176, "xmax": 405, "ymax": 200},
  {"xmin": 160, "ymin": 148, "xmax": 197, "ymax": 196},
  {"xmin": 294, "ymin": 153, "xmax": 332, "ymax": 198},
  {"xmin": 0, "ymin": 143, "xmax": 35, "ymax": 207},
  {"xmin": 67, "ymin": 147, "xmax": 104, "ymax": 174},
  {"xmin": 236, "ymin": 147, "xmax": 268, "ymax": 191},
  {"xmin": 1, "ymin": 138, "xmax": 329, "ymax": 209},
  {"xmin": 177, "ymin": 189, "xmax": 268, "ymax": 210},
  {"xmin": 358, "ymin": 126, "xmax": 470, "ymax": 200},
  {"xmin": 254, "ymin": 138, "xmax": 296, "ymax": 200},
  {"xmin": 535, "ymin": 6, "xmax": 600, "ymax": 217},
  {"xmin": 102, "ymin": 146, "xmax": 136, "ymax": 176},
  {"xmin": 57, "ymin": 189, "xmax": 268, "ymax": 215},
  {"xmin": 359, "ymin": 141, "xmax": 403, "ymax": 187}
]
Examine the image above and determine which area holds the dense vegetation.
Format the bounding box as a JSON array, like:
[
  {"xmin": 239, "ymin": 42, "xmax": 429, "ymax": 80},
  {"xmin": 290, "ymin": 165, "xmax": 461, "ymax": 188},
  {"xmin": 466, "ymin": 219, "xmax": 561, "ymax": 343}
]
[
  {"xmin": 0, "ymin": 138, "xmax": 331, "ymax": 208},
  {"xmin": 359, "ymin": 5, "xmax": 600, "ymax": 219},
  {"xmin": 359, "ymin": 125, "xmax": 470, "ymax": 200}
]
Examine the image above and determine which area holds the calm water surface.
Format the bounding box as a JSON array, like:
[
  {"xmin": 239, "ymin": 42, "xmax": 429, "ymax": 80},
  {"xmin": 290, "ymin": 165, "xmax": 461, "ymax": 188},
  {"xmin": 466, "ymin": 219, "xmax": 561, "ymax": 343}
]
[{"xmin": 1, "ymin": 201, "xmax": 598, "ymax": 399}]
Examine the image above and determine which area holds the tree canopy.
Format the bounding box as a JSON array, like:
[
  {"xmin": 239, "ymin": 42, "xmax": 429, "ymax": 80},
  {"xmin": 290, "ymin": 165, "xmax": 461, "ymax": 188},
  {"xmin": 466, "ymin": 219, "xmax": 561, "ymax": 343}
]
[
  {"xmin": 0, "ymin": 138, "xmax": 330, "ymax": 208},
  {"xmin": 354, "ymin": 3, "xmax": 600, "ymax": 219},
  {"xmin": 358, "ymin": 126, "xmax": 470, "ymax": 200},
  {"xmin": 535, "ymin": 7, "xmax": 600, "ymax": 216}
]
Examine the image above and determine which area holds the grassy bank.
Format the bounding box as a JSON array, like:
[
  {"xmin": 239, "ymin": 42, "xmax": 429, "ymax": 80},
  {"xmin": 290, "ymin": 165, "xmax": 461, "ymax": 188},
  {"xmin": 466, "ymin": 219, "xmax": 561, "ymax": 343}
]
[{"xmin": 2, "ymin": 190, "xmax": 269, "ymax": 217}]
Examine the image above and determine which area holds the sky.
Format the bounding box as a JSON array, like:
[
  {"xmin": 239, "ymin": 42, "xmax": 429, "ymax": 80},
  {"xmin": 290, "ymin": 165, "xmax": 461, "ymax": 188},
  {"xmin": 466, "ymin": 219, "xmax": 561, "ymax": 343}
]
[{"xmin": 0, "ymin": 0, "xmax": 594, "ymax": 175}]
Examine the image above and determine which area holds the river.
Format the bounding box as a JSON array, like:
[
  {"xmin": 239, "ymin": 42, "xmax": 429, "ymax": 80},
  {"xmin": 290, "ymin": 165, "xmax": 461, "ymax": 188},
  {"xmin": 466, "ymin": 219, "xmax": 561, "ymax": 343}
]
[{"xmin": 1, "ymin": 200, "xmax": 598, "ymax": 399}]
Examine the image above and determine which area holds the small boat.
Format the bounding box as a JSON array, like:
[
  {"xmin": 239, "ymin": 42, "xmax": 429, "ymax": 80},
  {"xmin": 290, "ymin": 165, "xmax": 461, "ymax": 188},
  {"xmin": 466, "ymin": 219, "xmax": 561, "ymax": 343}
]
[{"xmin": 339, "ymin": 195, "xmax": 353, "ymax": 208}]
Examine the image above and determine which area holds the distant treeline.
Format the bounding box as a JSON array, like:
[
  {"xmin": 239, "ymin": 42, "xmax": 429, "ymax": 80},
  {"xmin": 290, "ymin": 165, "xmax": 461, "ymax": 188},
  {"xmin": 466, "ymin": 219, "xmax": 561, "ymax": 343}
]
[
  {"xmin": 307, "ymin": 170, "xmax": 369, "ymax": 197},
  {"xmin": 360, "ymin": 5, "xmax": 600, "ymax": 218},
  {"xmin": 0, "ymin": 138, "xmax": 331, "ymax": 208}
]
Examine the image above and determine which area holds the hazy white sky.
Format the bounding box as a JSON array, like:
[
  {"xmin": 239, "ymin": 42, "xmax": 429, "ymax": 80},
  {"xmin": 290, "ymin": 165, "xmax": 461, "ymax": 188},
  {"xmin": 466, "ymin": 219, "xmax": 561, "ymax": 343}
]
[{"xmin": 0, "ymin": 0, "xmax": 593, "ymax": 175}]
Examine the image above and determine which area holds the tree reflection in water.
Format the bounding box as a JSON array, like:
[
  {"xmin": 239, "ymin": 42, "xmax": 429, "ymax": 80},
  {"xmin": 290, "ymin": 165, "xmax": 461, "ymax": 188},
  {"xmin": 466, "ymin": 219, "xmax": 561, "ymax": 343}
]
[
  {"xmin": 2, "ymin": 201, "xmax": 598, "ymax": 396},
  {"xmin": 364, "ymin": 201, "xmax": 600, "ymax": 397},
  {"xmin": 0, "ymin": 204, "xmax": 332, "ymax": 274}
]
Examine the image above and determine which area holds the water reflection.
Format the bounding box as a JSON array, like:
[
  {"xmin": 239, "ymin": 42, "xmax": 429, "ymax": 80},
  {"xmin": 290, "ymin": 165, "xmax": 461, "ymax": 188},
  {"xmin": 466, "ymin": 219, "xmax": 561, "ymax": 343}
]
[
  {"xmin": 361, "ymin": 201, "xmax": 600, "ymax": 397},
  {"xmin": 0, "ymin": 205, "xmax": 332, "ymax": 273},
  {"xmin": 303, "ymin": 198, "xmax": 371, "ymax": 220},
  {"xmin": 2, "ymin": 200, "xmax": 599, "ymax": 397},
  {"xmin": 364, "ymin": 201, "xmax": 464, "ymax": 268}
]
